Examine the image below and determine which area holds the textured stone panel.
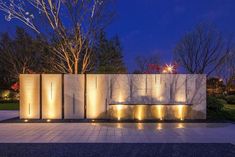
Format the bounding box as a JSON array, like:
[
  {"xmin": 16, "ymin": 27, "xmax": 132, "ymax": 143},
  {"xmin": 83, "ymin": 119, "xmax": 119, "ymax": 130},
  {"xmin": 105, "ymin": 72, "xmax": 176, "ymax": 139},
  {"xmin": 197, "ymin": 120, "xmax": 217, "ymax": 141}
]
[
  {"xmin": 86, "ymin": 74, "xmax": 109, "ymax": 119},
  {"xmin": 64, "ymin": 74, "xmax": 84, "ymax": 119},
  {"xmin": 42, "ymin": 74, "xmax": 62, "ymax": 119},
  {"xmin": 110, "ymin": 74, "xmax": 131, "ymax": 104},
  {"xmin": 20, "ymin": 74, "xmax": 40, "ymax": 119}
]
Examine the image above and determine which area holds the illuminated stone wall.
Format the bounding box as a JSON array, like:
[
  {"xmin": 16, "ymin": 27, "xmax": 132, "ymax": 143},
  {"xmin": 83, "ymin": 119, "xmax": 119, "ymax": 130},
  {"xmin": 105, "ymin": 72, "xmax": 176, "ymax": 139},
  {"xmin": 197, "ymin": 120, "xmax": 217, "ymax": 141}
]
[
  {"xmin": 86, "ymin": 74, "xmax": 110, "ymax": 119},
  {"xmin": 87, "ymin": 74, "xmax": 206, "ymax": 120},
  {"xmin": 20, "ymin": 74, "xmax": 40, "ymax": 119},
  {"xmin": 41, "ymin": 74, "xmax": 62, "ymax": 119},
  {"xmin": 64, "ymin": 74, "xmax": 84, "ymax": 119},
  {"xmin": 20, "ymin": 74, "xmax": 206, "ymax": 120}
]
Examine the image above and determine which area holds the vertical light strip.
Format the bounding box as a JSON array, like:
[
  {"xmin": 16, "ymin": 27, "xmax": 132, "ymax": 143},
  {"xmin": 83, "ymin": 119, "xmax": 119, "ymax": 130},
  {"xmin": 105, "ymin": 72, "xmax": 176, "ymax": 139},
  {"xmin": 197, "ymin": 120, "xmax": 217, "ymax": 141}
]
[
  {"xmin": 73, "ymin": 93, "xmax": 75, "ymax": 114},
  {"xmin": 42, "ymin": 74, "xmax": 62, "ymax": 119},
  {"xmin": 28, "ymin": 103, "xmax": 30, "ymax": 116},
  {"xmin": 51, "ymin": 82, "xmax": 53, "ymax": 100}
]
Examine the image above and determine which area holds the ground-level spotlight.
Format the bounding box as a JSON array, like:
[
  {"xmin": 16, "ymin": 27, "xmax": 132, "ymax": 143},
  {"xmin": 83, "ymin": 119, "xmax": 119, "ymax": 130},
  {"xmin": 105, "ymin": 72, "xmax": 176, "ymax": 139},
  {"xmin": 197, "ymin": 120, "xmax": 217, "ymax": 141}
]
[
  {"xmin": 92, "ymin": 119, "xmax": 95, "ymax": 122},
  {"xmin": 47, "ymin": 119, "xmax": 51, "ymax": 122},
  {"xmin": 24, "ymin": 119, "xmax": 28, "ymax": 122}
]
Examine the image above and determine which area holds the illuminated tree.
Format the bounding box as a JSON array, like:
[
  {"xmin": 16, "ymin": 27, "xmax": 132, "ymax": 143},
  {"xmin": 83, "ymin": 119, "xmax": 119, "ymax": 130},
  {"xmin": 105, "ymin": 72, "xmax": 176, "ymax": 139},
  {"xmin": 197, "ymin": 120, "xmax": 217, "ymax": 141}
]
[{"xmin": 0, "ymin": 0, "xmax": 114, "ymax": 74}]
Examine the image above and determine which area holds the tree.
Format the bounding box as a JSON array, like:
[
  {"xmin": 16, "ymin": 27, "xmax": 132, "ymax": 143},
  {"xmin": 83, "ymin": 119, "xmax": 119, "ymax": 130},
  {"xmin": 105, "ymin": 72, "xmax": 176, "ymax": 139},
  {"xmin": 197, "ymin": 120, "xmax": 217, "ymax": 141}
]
[
  {"xmin": 207, "ymin": 77, "xmax": 225, "ymax": 96},
  {"xmin": 216, "ymin": 50, "xmax": 235, "ymax": 93},
  {"xmin": 0, "ymin": 0, "xmax": 114, "ymax": 74},
  {"xmin": 94, "ymin": 31, "xmax": 126, "ymax": 73},
  {"xmin": 134, "ymin": 54, "xmax": 161, "ymax": 74},
  {"xmin": 174, "ymin": 23, "xmax": 231, "ymax": 75},
  {"xmin": 0, "ymin": 27, "xmax": 43, "ymax": 82}
]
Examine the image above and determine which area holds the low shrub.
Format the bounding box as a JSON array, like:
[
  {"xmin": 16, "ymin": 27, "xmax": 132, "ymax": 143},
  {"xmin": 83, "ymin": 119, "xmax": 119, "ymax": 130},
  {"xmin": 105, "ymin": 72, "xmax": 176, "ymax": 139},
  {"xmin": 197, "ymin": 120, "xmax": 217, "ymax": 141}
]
[
  {"xmin": 207, "ymin": 96, "xmax": 224, "ymax": 112},
  {"xmin": 215, "ymin": 95, "xmax": 226, "ymax": 100},
  {"xmin": 217, "ymin": 98, "xmax": 227, "ymax": 105},
  {"xmin": 226, "ymin": 95, "xmax": 235, "ymax": 104}
]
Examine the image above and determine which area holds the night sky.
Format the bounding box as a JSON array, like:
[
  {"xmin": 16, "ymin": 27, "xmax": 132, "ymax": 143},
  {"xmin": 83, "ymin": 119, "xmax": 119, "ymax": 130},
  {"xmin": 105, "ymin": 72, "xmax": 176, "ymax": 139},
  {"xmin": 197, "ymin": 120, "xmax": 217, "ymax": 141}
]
[{"xmin": 1, "ymin": 0, "xmax": 235, "ymax": 72}]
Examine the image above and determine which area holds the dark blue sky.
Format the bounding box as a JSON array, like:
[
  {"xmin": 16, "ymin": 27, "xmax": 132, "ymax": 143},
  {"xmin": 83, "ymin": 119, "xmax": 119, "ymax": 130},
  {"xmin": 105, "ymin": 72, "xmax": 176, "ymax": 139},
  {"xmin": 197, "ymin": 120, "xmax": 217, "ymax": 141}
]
[
  {"xmin": 1, "ymin": 0, "xmax": 235, "ymax": 72},
  {"xmin": 106, "ymin": 0, "xmax": 235, "ymax": 72}
]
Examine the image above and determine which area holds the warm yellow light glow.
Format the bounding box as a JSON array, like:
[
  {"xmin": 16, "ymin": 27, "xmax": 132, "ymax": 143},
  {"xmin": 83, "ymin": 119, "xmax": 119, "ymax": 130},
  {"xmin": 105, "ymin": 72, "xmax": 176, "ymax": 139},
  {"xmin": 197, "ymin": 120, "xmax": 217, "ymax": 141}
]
[
  {"xmin": 118, "ymin": 93, "xmax": 123, "ymax": 103},
  {"xmin": 162, "ymin": 69, "xmax": 167, "ymax": 73},
  {"xmin": 177, "ymin": 105, "xmax": 185, "ymax": 120},
  {"xmin": 47, "ymin": 119, "xmax": 51, "ymax": 122},
  {"xmin": 137, "ymin": 123, "xmax": 144, "ymax": 130},
  {"xmin": 87, "ymin": 75, "xmax": 101, "ymax": 119},
  {"xmin": 92, "ymin": 119, "xmax": 95, "ymax": 122},
  {"xmin": 136, "ymin": 106, "xmax": 144, "ymax": 120},
  {"xmin": 1, "ymin": 90, "xmax": 10, "ymax": 99},
  {"xmin": 156, "ymin": 105, "xmax": 164, "ymax": 120},
  {"xmin": 42, "ymin": 75, "xmax": 62, "ymax": 119},
  {"xmin": 117, "ymin": 123, "xmax": 123, "ymax": 129},
  {"xmin": 156, "ymin": 123, "xmax": 162, "ymax": 130},
  {"xmin": 166, "ymin": 65, "xmax": 173, "ymax": 73},
  {"xmin": 20, "ymin": 74, "xmax": 40, "ymax": 119},
  {"xmin": 176, "ymin": 123, "xmax": 185, "ymax": 129},
  {"xmin": 24, "ymin": 119, "xmax": 28, "ymax": 122},
  {"xmin": 116, "ymin": 105, "xmax": 123, "ymax": 120},
  {"xmin": 163, "ymin": 64, "xmax": 174, "ymax": 74},
  {"xmin": 89, "ymin": 88, "xmax": 97, "ymax": 118}
]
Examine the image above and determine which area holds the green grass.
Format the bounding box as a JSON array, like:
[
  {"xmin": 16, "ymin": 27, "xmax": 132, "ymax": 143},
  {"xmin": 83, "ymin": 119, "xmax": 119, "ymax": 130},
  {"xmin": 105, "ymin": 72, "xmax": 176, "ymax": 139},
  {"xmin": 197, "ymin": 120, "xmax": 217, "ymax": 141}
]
[
  {"xmin": 223, "ymin": 104, "xmax": 235, "ymax": 121},
  {"xmin": 0, "ymin": 102, "xmax": 19, "ymax": 110},
  {"xmin": 207, "ymin": 104, "xmax": 235, "ymax": 121}
]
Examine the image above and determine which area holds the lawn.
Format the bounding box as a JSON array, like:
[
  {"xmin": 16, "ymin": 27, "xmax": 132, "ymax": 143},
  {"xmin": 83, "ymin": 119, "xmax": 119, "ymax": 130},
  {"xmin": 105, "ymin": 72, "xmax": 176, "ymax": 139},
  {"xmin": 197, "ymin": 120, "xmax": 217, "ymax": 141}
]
[
  {"xmin": 0, "ymin": 102, "xmax": 19, "ymax": 110},
  {"xmin": 223, "ymin": 104, "xmax": 235, "ymax": 121},
  {"xmin": 207, "ymin": 104, "xmax": 235, "ymax": 121}
]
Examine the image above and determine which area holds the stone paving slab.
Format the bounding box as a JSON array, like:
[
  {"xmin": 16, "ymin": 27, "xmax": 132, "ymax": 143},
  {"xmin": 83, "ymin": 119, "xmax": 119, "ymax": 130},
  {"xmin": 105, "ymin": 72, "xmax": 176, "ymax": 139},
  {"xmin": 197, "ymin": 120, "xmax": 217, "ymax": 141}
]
[
  {"xmin": 0, "ymin": 123, "xmax": 234, "ymax": 144},
  {"xmin": 0, "ymin": 111, "xmax": 18, "ymax": 121}
]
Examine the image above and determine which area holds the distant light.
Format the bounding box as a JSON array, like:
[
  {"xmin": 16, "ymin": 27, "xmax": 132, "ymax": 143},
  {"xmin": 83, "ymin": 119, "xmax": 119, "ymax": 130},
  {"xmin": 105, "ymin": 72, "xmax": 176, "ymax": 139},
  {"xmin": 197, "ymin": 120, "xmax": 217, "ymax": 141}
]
[
  {"xmin": 92, "ymin": 119, "xmax": 95, "ymax": 122},
  {"xmin": 47, "ymin": 119, "xmax": 51, "ymax": 122},
  {"xmin": 165, "ymin": 64, "xmax": 174, "ymax": 73},
  {"xmin": 162, "ymin": 69, "xmax": 167, "ymax": 73},
  {"xmin": 24, "ymin": 119, "xmax": 28, "ymax": 122}
]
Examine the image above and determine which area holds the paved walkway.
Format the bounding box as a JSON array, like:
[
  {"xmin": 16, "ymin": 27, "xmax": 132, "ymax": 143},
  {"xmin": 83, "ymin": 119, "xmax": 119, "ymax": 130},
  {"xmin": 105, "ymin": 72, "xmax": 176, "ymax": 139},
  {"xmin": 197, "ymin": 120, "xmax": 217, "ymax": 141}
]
[
  {"xmin": 0, "ymin": 110, "xmax": 18, "ymax": 121},
  {"xmin": 0, "ymin": 123, "xmax": 234, "ymax": 144}
]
